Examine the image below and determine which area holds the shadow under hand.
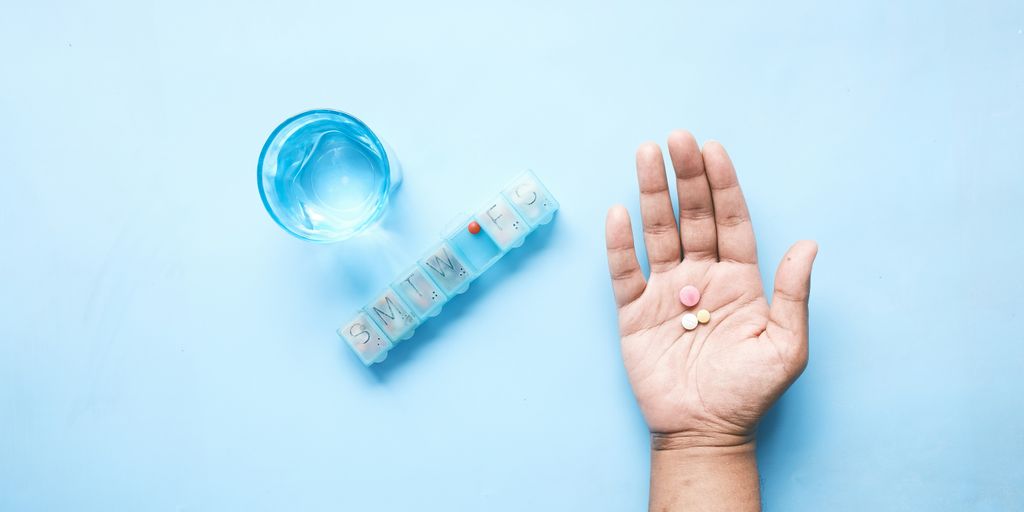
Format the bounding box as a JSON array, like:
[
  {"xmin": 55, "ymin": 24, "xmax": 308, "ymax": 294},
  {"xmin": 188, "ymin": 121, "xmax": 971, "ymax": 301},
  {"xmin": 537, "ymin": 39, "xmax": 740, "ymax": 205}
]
[{"xmin": 756, "ymin": 305, "xmax": 837, "ymax": 501}]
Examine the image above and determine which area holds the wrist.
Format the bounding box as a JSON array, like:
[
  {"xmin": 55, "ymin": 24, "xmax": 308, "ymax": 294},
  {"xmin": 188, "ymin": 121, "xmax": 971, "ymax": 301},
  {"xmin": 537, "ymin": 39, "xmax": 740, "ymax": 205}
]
[
  {"xmin": 651, "ymin": 430, "xmax": 755, "ymax": 453},
  {"xmin": 650, "ymin": 433, "xmax": 757, "ymax": 474},
  {"xmin": 648, "ymin": 432, "xmax": 760, "ymax": 512}
]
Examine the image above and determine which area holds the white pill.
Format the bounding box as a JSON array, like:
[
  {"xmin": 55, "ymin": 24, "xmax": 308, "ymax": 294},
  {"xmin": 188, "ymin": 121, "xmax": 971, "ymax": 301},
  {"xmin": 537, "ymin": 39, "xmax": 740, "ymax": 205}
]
[{"xmin": 681, "ymin": 313, "xmax": 699, "ymax": 330}]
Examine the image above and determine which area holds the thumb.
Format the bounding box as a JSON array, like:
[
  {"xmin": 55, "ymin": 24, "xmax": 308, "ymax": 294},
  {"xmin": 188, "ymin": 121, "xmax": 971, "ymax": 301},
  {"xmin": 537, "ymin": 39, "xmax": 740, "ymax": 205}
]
[{"xmin": 767, "ymin": 241, "xmax": 819, "ymax": 363}]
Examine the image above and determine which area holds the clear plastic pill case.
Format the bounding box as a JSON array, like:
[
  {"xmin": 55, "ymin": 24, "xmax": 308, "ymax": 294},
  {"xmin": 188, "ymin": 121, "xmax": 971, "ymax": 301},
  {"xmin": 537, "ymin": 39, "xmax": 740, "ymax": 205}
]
[{"xmin": 337, "ymin": 170, "xmax": 559, "ymax": 365}]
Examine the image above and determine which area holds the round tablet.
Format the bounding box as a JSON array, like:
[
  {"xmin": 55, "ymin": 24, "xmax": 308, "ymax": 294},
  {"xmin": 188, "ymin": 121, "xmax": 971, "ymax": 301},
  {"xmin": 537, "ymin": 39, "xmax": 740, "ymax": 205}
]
[
  {"xmin": 678, "ymin": 285, "xmax": 700, "ymax": 307},
  {"xmin": 681, "ymin": 313, "xmax": 699, "ymax": 330},
  {"xmin": 696, "ymin": 309, "xmax": 711, "ymax": 324}
]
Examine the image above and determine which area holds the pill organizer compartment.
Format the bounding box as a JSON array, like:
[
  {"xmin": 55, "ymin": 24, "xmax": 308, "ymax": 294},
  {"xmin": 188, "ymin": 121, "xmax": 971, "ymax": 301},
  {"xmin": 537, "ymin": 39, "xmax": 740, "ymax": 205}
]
[
  {"xmin": 502, "ymin": 170, "xmax": 559, "ymax": 227},
  {"xmin": 338, "ymin": 312, "xmax": 393, "ymax": 365},
  {"xmin": 473, "ymin": 195, "xmax": 529, "ymax": 251},
  {"xmin": 447, "ymin": 219, "xmax": 503, "ymax": 273},
  {"xmin": 391, "ymin": 266, "xmax": 448, "ymax": 319},
  {"xmin": 418, "ymin": 242, "xmax": 476, "ymax": 296},
  {"xmin": 364, "ymin": 288, "xmax": 420, "ymax": 343}
]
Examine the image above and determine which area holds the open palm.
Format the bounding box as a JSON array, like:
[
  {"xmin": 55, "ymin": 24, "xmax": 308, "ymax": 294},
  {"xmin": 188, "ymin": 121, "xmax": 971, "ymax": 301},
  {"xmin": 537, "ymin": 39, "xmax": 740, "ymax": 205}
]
[{"xmin": 605, "ymin": 131, "xmax": 818, "ymax": 446}]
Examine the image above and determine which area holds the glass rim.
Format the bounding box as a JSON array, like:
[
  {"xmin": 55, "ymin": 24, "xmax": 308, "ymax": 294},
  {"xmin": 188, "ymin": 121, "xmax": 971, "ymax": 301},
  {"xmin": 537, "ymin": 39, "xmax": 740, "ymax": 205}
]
[{"xmin": 257, "ymin": 108, "xmax": 392, "ymax": 242}]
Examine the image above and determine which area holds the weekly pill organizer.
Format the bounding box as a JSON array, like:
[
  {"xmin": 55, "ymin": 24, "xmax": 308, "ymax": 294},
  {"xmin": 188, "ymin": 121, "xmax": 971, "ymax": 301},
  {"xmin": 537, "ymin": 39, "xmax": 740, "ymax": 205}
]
[{"xmin": 337, "ymin": 170, "xmax": 559, "ymax": 365}]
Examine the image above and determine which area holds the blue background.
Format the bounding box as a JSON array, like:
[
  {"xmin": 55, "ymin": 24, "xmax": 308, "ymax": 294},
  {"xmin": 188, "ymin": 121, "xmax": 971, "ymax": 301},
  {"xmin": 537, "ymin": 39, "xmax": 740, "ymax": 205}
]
[{"xmin": 2, "ymin": 1, "xmax": 1022, "ymax": 510}]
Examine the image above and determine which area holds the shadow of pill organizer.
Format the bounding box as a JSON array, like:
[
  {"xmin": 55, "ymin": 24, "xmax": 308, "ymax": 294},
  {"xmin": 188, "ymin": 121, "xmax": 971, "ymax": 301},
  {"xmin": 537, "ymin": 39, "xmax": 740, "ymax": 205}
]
[{"xmin": 337, "ymin": 170, "xmax": 559, "ymax": 366}]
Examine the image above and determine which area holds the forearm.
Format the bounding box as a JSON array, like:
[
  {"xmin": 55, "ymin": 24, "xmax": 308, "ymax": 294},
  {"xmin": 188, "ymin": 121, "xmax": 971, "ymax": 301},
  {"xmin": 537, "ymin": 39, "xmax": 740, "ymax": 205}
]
[{"xmin": 649, "ymin": 435, "xmax": 760, "ymax": 512}]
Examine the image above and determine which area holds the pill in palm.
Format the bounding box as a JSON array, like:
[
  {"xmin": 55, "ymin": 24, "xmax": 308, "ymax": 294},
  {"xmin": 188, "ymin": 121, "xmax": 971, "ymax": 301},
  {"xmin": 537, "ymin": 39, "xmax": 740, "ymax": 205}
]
[
  {"xmin": 697, "ymin": 309, "xmax": 711, "ymax": 324},
  {"xmin": 681, "ymin": 313, "xmax": 699, "ymax": 330},
  {"xmin": 678, "ymin": 285, "xmax": 700, "ymax": 307}
]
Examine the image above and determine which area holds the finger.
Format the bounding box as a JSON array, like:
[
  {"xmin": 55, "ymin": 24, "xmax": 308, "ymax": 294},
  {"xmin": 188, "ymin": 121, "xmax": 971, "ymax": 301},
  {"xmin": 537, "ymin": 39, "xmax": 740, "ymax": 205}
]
[
  {"xmin": 605, "ymin": 205, "xmax": 646, "ymax": 307},
  {"xmin": 636, "ymin": 142, "xmax": 681, "ymax": 272},
  {"xmin": 703, "ymin": 141, "xmax": 757, "ymax": 264},
  {"xmin": 667, "ymin": 130, "xmax": 717, "ymax": 261},
  {"xmin": 767, "ymin": 241, "xmax": 819, "ymax": 366}
]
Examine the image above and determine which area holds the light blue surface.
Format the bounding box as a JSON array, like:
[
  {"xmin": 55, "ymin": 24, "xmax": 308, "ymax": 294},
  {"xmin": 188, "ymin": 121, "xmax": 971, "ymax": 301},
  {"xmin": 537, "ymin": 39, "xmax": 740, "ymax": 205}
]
[{"xmin": 1, "ymin": 1, "xmax": 1021, "ymax": 510}]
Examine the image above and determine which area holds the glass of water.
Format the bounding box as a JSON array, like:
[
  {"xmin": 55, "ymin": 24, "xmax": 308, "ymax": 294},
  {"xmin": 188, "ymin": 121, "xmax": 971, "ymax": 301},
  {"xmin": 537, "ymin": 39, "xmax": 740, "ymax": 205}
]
[{"xmin": 258, "ymin": 109, "xmax": 401, "ymax": 242}]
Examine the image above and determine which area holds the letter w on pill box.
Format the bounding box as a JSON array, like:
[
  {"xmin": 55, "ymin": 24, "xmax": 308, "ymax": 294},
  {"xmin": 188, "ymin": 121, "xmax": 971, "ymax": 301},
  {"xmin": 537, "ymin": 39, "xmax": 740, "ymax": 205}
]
[{"xmin": 337, "ymin": 170, "xmax": 559, "ymax": 366}]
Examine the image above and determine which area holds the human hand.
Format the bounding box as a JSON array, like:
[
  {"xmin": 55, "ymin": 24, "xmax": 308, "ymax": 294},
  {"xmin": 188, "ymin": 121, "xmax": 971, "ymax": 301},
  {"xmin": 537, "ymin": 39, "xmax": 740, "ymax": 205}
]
[{"xmin": 605, "ymin": 131, "xmax": 818, "ymax": 450}]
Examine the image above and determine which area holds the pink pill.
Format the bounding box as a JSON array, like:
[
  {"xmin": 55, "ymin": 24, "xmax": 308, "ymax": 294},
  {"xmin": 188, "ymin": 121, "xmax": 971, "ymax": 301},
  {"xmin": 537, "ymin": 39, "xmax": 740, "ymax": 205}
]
[{"xmin": 678, "ymin": 285, "xmax": 700, "ymax": 307}]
